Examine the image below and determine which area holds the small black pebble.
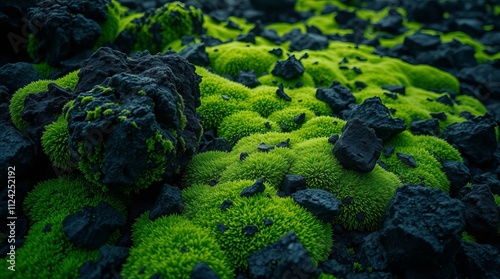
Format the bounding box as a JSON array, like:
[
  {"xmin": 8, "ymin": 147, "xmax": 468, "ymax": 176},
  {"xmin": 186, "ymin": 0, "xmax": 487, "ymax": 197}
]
[
  {"xmin": 339, "ymin": 66, "xmax": 349, "ymax": 70},
  {"xmin": 269, "ymin": 48, "xmax": 283, "ymax": 56},
  {"xmin": 265, "ymin": 122, "xmax": 271, "ymax": 129},
  {"xmin": 377, "ymin": 160, "xmax": 389, "ymax": 170},
  {"xmin": 426, "ymin": 97, "xmax": 434, "ymax": 101},
  {"xmin": 355, "ymin": 81, "xmax": 367, "ymax": 90},
  {"xmin": 342, "ymin": 196, "xmax": 353, "ymax": 204},
  {"xmin": 384, "ymin": 92, "xmax": 398, "ymax": 100},
  {"xmin": 139, "ymin": 267, "xmax": 146, "ymax": 274},
  {"xmin": 221, "ymin": 199, "xmax": 233, "ymax": 211},
  {"xmin": 43, "ymin": 224, "xmax": 52, "ymax": 233},
  {"xmin": 352, "ymin": 67, "xmax": 362, "ymax": 74},
  {"xmin": 222, "ymin": 95, "xmax": 230, "ymax": 100},
  {"xmin": 263, "ymin": 218, "xmax": 273, "ymax": 226},
  {"xmin": 397, "ymin": 152, "xmax": 417, "ymax": 168},
  {"xmin": 258, "ymin": 143, "xmax": 275, "ymax": 152},
  {"xmin": 356, "ymin": 56, "xmax": 367, "ymax": 61},
  {"xmin": 276, "ymin": 83, "xmax": 292, "ymax": 101},
  {"xmin": 280, "ymin": 125, "xmax": 289, "ymax": 132},
  {"xmin": 217, "ymin": 222, "xmax": 228, "ymax": 234},
  {"xmin": 430, "ymin": 112, "xmax": 447, "ymax": 121},
  {"xmin": 296, "ymin": 82, "xmax": 303, "ymax": 88},
  {"xmin": 328, "ymin": 134, "xmax": 339, "ymax": 144},
  {"xmin": 242, "ymin": 225, "xmax": 258, "ymax": 236},
  {"xmin": 383, "ymin": 146, "xmax": 395, "ymax": 157},
  {"xmin": 209, "ymin": 180, "xmax": 218, "ymax": 186},
  {"xmin": 180, "ymin": 245, "xmax": 187, "ymax": 253},
  {"xmin": 240, "ymin": 152, "xmax": 249, "ymax": 161},
  {"xmin": 240, "ymin": 178, "xmax": 266, "ymax": 197},
  {"xmin": 276, "ymin": 138, "xmax": 290, "ymax": 148},
  {"xmin": 294, "ymin": 113, "xmax": 306, "ymax": 124}
]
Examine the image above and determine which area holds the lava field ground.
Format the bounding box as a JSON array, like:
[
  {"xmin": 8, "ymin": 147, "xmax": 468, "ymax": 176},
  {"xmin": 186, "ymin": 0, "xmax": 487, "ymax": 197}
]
[{"xmin": 1, "ymin": 0, "xmax": 500, "ymax": 278}]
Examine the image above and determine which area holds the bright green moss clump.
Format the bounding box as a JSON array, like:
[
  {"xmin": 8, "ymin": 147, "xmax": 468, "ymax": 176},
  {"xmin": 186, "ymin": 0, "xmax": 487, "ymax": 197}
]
[
  {"xmin": 218, "ymin": 111, "xmax": 280, "ymax": 142},
  {"xmin": 41, "ymin": 116, "xmax": 73, "ymax": 170},
  {"xmin": 132, "ymin": 2, "xmax": 203, "ymax": 53},
  {"xmin": 122, "ymin": 214, "xmax": 234, "ymax": 279},
  {"xmin": 183, "ymin": 180, "xmax": 333, "ymax": 269}
]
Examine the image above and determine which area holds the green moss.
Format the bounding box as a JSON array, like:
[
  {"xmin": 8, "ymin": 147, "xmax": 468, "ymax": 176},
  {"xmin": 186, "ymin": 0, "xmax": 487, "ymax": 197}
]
[
  {"xmin": 198, "ymin": 95, "xmax": 245, "ymax": 130},
  {"xmin": 293, "ymin": 116, "xmax": 346, "ymax": 141},
  {"xmin": 94, "ymin": 0, "xmax": 124, "ymax": 48},
  {"xmin": 268, "ymin": 107, "xmax": 315, "ymax": 131},
  {"xmin": 133, "ymin": 2, "xmax": 203, "ymax": 53},
  {"xmin": 462, "ymin": 231, "xmax": 476, "ymax": 243},
  {"xmin": 122, "ymin": 214, "xmax": 233, "ymax": 279},
  {"xmin": 32, "ymin": 62, "xmax": 56, "ymax": 78},
  {"xmin": 290, "ymin": 138, "xmax": 400, "ymax": 231},
  {"xmin": 183, "ymin": 151, "xmax": 232, "ymax": 186},
  {"xmin": 218, "ymin": 111, "xmax": 280, "ymax": 142},
  {"xmin": 86, "ymin": 106, "xmax": 102, "ymax": 120},
  {"xmin": 41, "ymin": 116, "xmax": 74, "ymax": 170},
  {"xmin": 183, "ymin": 180, "xmax": 333, "ymax": 269},
  {"xmin": 23, "ymin": 176, "xmax": 126, "ymax": 223}
]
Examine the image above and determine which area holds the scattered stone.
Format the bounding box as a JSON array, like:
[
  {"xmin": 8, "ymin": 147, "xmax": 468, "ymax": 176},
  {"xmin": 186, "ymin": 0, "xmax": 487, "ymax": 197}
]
[
  {"xmin": 436, "ymin": 95, "xmax": 454, "ymax": 106},
  {"xmin": 149, "ymin": 184, "xmax": 184, "ymax": 220},
  {"xmin": 333, "ymin": 118, "xmax": 383, "ymax": 173},
  {"xmin": 328, "ymin": 134, "xmax": 340, "ymax": 145},
  {"xmin": 294, "ymin": 113, "xmax": 306, "ymax": 124},
  {"xmin": 280, "ymin": 174, "xmax": 307, "ymax": 196},
  {"xmin": 430, "ymin": 112, "xmax": 447, "ymax": 121},
  {"xmin": 220, "ymin": 199, "xmax": 234, "ymax": 211},
  {"xmin": 443, "ymin": 114, "xmax": 497, "ymax": 164},
  {"xmin": 404, "ymin": 32, "xmax": 441, "ymax": 52},
  {"xmin": 459, "ymin": 242, "xmax": 500, "ymax": 279},
  {"xmin": 276, "ymin": 138, "xmax": 290, "ymax": 148},
  {"xmin": 374, "ymin": 9, "xmax": 404, "ymax": 34},
  {"xmin": 78, "ymin": 245, "xmax": 129, "ymax": 279},
  {"xmin": 226, "ymin": 20, "xmax": 241, "ymax": 30},
  {"xmin": 235, "ymin": 70, "xmax": 261, "ymax": 88},
  {"xmin": 0, "ymin": 62, "xmax": 42, "ymax": 92},
  {"xmin": 242, "ymin": 225, "xmax": 258, "ymax": 236},
  {"xmin": 258, "ymin": 143, "xmax": 275, "ymax": 152},
  {"xmin": 263, "ymin": 218, "xmax": 273, "ymax": 226},
  {"xmin": 383, "ymin": 92, "xmax": 397, "ymax": 100},
  {"xmin": 291, "ymin": 189, "xmax": 341, "ymax": 222},
  {"xmin": 381, "ymin": 85, "xmax": 406, "ymax": 95},
  {"xmin": 217, "ymin": 222, "xmax": 228, "ymax": 234},
  {"xmin": 240, "ymin": 178, "xmax": 265, "ymax": 197},
  {"xmin": 276, "ymin": 83, "xmax": 292, "ymax": 101},
  {"xmin": 350, "ymin": 97, "xmax": 406, "ymax": 142},
  {"xmin": 382, "ymin": 146, "xmax": 395, "ymax": 158},
  {"xmin": 290, "ymin": 33, "xmax": 329, "ymax": 51},
  {"xmin": 271, "ymin": 55, "xmax": 305, "ymax": 80},
  {"xmin": 248, "ymin": 232, "xmax": 318, "ymax": 279},
  {"xmin": 410, "ymin": 118, "xmax": 440, "ymax": 136},
  {"xmin": 63, "ymin": 202, "xmax": 125, "ymax": 249},
  {"xmin": 355, "ymin": 81, "xmax": 367, "ymax": 90},
  {"xmin": 380, "ymin": 185, "xmax": 465, "ymax": 272},
  {"xmin": 190, "ymin": 262, "xmax": 221, "ymax": 279},
  {"xmin": 458, "ymin": 184, "xmax": 500, "ymax": 238},
  {"xmin": 240, "ymin": 152, "xmax": 249, "ymax": 161},
  {"xmin": 316, "ymin": 81, "xmax": 356, "ymax": 112},
  {"xmin": 237, "ymin": 32, "xmax": 256, "ymax": 44},
  {"xmin": 396, "ymin": 152, "xmax": 417, "ymax": 168}
]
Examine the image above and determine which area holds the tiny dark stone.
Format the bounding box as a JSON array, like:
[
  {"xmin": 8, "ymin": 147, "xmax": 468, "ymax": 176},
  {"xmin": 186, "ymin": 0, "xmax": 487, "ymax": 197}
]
[
  {"xmin": 280, "ymin": 125, "xmax": 288, "ymax": 132},
  {"xmin": 43, "ymin": 224, "xmax": 52, "ymax": 233},
  {"xmin": 356, "ymin": 212, "xmax": 365, "ymax": 222},
  {"xmin": 226, "ymin": 20, "xmax": 241, "ymax": 30},
  {"xmin": 431, "ymin": 112, "xmax": 447, "ymax": 121},
  {"xmin": 294, "ymin": 113, "xmax": 306, "ymax": 124},
  {"xmin": 180, "ymin": 246, "xmax": 187, "ymax": 253},
  {"xmin": 258, "ymin": 143, "xmax": 275, "ymax": 152},
  {"xmin": 221, "ymin": 199, "xmax": 234, "ymax": 211},
  {"xmin": 269, "ymin": 48, "xmax": 283, "ymax": 57},
  {"xmin": 263, "ymin": 218, "xmax": 273, "ymax": 226},
  {"xmin": 276, "ymin": 138, "xmax": 290, "ymax": 148},
  {"xmin": 436, "ymin": 95, "xmax": 454, "ymax": 106},
  {"xmin": 396, "ymin": 153, "xmax": 417, "ymax": 168},
  {"xmin": 343, "ymin": 196, "xmax": 353, "ymax": 205},
  {"xmin": 383, "ymin": 146, "xmax": 395, "ymax": 158},
  {"xmin": 410, "ymin": 118, "xmax": 440, "ymax": 136},
  {"xmin": 384, "ymin": 92, "xmax": 398, "ymax": 100},
  {"xmin": 382, "ymin": 85, "xmax": 406, "ymax": 95},
  {"xmin": 242, "ymin": 225, "xmax": 258, "ymax": 236},
  {"xmin": 240, "ymin": 178, "xmax": 266, "ymax": 197},
  {"xmin": 235, "ymin": 70, "xmax": 261, "ymax": 88},
  {"xmin": 352, "ymin": 67, "xmax": 362, "ymax": 74},
  {"xmin": 355, "ymin": 81, "xmax": 367, "ymax": 90},
  {"xmin": 316, "ymin": 81, "xmax": 356, "ymax": 112},
  {"xmin": 217, "ymin": 222, "xmax": 228, "ymax": 234},
  {"xmin": 296, "ymin": 82, "xmax": 303, "ymax": 88},
  {"xmin": 222, "ymin": 94, "xmax": 230, "ymax": 100},
  {"xmin": 240, "ymin": 152, "xmax": 249, "ymax": 161},
  {"xmin": 377, "ymin": 160, "xmax": 389, "ymax": 170},
  {"xmin": 339, "ymin": 66, "xmax": 349, "ymax": 70},
  {"xmin": 276, "ymin": 83, "xmax": 292, "ymax": 101},
  {"xmin": 265, "ymin": 122, "xmax": 271, "ymax": 129},
  {"xmin": 178, "ymin": 43, "xmax": 210, "ymax": 66},
  {"xmin": 209, "ymin": 180, "xmax": 218, "ymax": 187},
  {"xmin": 237, "ymin": 32, "xmax": 256, "ymax": 44},
  {"xmin": 328, "ymin": 134, "xmax": 340, "ymax": 145}
]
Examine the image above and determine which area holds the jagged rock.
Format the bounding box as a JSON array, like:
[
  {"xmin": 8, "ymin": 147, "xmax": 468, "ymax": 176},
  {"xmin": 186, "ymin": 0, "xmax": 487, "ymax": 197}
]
[
  {"xmin": 63, "ymin": 202, "xmax": 125, "ymax": 249},
  {"xmin": 291, "ymin": 189, "xmax": 340, "ymax": 222},
  {"xmin": 78, "ymin": 245, "xmax": 129, "ymax": 279},
  {"xmin": 333, "ymin": 118, "xmax": 383, "ymax": 173},
  {"xmin": 178, "ymin": 43, "xmax": 210, "ymax": 66},
  {"xmin": 271, "ymin": 55, "xmax": 305, "ymax": 80},
  {"xmin": 190, "ymin": 262, "xmax": 221, "ymax": 279},
  {"xmin": 248, "ymin": 232, "xmax": 319, "ymax": 279},
  {"xmin": 443, "ymin": 114, "xmax": 497, "ymax": 164},
  {"xmin": 290, "ymin": 33, "xmax": 329, "ymax": 51},
  {"xmin": 410, "ymin": 118, "xmax": 440, "ymax": 136},
  {"xmin": 442, "ymin": 160, "xmax": 471, "ymax": 196},
  {"xmin": 149, "ymin": 184, "xmax": 184, "ymax": 220},
  {"xmin": 235, "ymin": 70, "xmax": 261, "ymax": 88},
  {"xmin": 316, "ymin": 81, "xmax": 356, "ymax": 112},
  {"xmin": 279, "ymin": 174, "xmax": 307, "ymax": 196},
  {"xmin": 240, "ymin": 178, "xmax": 265, "ymax": 197},
  {"xmin": 0, "ymin": 62, "xmax": 42, "ymax": 92},
  {"xmin": 349, "ymin": 97, "xmax": 406, "ymax": 142}
]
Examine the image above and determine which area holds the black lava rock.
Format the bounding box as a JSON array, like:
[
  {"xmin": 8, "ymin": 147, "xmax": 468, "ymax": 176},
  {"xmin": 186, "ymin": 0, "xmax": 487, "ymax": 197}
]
[
  {"xmin": 258, "ymin": 143, "xmax": 275, "ymax": 152},
  {"xmin": 458, "ymin": 184, "xmax": 500, "ymax": 238},
  {"xmin": 178, "ymin": 43, "xmax": 210, "ymax": 66},
  {"xmin": 333, "ymin": 118, "xmax": 383, "ymax": 173},
  {"xmin": 442, "ymin": 160, "xmax": 471, "ymax": 196},
  {"xmin": 220, "ymin": 199, "xmax": 233, "ymax": 211},
  {"xmin": 403, "ymin": 32, "xmax": 441, "ymax": 52},
  {"xmin": 290, "ymin": 33, "xmax": 329, "ymax": 51},
  {"xmin": 404, "ymin": 1, "xmax": 444, "ymax": 23},
  {"xmin": 276, "ymin": 83, "xmax": 292, "ymax": 101},
  {"xmin": 0, "ymin": 125, "xmax": 35, "ymax": 182},
  {"xmin": 435, "ymin": 94, "xmax": 454, "ymax": 106},
  {"xmin": 21, "ymin": 83, "xmax": 75, "ymax": 143},
  {"xmin": 26, "ymin": 0, "xmax": 109, "ymax": 66},
  {"xmin": 358, "ymin": 232, "xmax": 388, "ymax": 272},
  {"xmin": 149, "ymin": 184, "xmax": 184, "ymax": 220},
  {"xmin": 443, "ymin": 114, "xmax": 497, "ymax": 164},
  {"xmin": 237, "ymin": 32, "xmax": 256, "ymax": 44},
  {"xmin": 68, "ymin": 47, "xmax": 202, "ymax": 190},
  {"xmin": 190, "ymin": 262, "xmax": 221, "ymax": 279},
  {"xmin": 0, "ymin": 62, "xmax": 42, "ymax": 92},
  {"xmin": 457, "ymin": 63, "xmax": 500, "ymax": 100},
  {"xmin": 396, "ymin": 152, "xmax": 417, "ymax": 168},
  {"xmin": 291, "ymin": 189, "xmax": 340, "ymax": 222},
  {"xmin": 63, "ymin": 202, "xmax": 125, "ymax": 249},
  {"xmin": 78, "ymin": 245, "xmax": 129, "ymax": 279},
  {"xmin": 279, "ymin": 174, "xmax": 307, "ymax": 196},
  {"xmin": 240, "ymin": 178, "xmax": 265, "ymax": 197},
  {"xmin": 248, "ymin": 231, "xmax": 319, "ymax": 279},
  {"xmin": 235, "ymin": 70, "xmax": 261, "ymax": 88},
  {"xmin": 458, "ymin": 242, "xmax": 500, "ymax": 279},
  {"xmin": 242, "ymin": 224, "xmax": 259, "ymax": 236},
  {"xmin": 294, "ymin": 113, "xmax": 306, "ymax": 124},
  {"xmin": 199, "ymin": 138, "xmax": 232, "ymax": 153},
  {"xmin": 271, "ymin": 55, "xmax": 305, "ymax": 80},
  {"xmin": 349, "ymin": 97, "xmax": 406, "ymax": 142},
  {"xmin": 410, "ymin": 118, "xmax": 440, "ymax": 136},
  {"xmin": 374, "ymin": 9, "xmax": 405, "ymax": 34},
  {"xmin": 380, "ymin": 185, "xmax": 465, "ymax": 273},
  {"xmin": 316, "ymin": 81, "xmax": 356, "ymax": 112},
  {"xmin": 381, "ymin": 85, "xmax": 405, "ymax": 95}
]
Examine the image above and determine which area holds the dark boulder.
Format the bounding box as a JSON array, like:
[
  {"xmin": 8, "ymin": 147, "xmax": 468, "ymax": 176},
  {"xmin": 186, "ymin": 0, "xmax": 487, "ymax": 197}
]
[
  {"xmin": 316, "ymin": 81, "xmax": 356, "ymax": 112},
  {"xmin": 410, "ymin": 118, "xmax": 440, "ymax": 136},
  {"xmin": 78, "ymin": 245, "xmax": 129, "ymax": 279},
  {"xmin": 149, "ymin": 184, "xmax": 184, "ymax": 220},
  {"xmin": 178, "ymin": 43, "xmax": 210, "ymax": 66},
  {"xmin": 291, "ymin": 189, "xmax": 340, "ymax": 222},
  {"xmin": 0, "ymin": 62, "xmax": 42, "ymax": 92},
  {"xmin": 271, "ymin": 55, "xmax": 305, "ymax": 80}
]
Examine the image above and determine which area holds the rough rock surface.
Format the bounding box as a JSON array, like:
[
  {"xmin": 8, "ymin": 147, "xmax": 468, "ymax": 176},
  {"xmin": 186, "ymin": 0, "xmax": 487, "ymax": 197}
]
[
  {"xmin": 78, "ymin": 245, "xmax": 130, "ymax": 279},
  {"xmin": 333, "ymin": 118, "xmax": 383, "ymax": 173},
  {"xmin": 248, "ymin": 231, "xmax": 318, "ymax": 279},
  {"xmin": 149, "ymin": 184, "xmax": 184, "ymax": 220},
  {"xmin": 63, "ymin": 202, "xmax": 125, "ymax": 249},
  {"xmin": 0, "ymin": 62, "xmax": 42, "ymax": 92},
  {"xmin": 190, "ymin": 262, "xmax": 221, "ymax": 279},
  {"xmin": 316, "ymin": 81, "xmax": 356, "ymax": 112},
  {"xmin": 291, "ymin": 189, "xmax": 340, "ymax": 222}
]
